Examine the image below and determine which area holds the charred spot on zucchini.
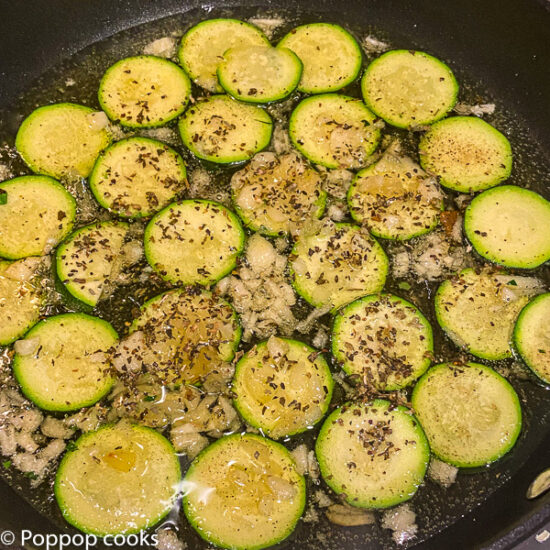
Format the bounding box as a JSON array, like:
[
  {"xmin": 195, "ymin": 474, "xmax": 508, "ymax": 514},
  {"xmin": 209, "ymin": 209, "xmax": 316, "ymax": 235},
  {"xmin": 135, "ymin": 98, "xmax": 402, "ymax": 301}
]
[
  {"xmin": 412, "ymin": 362, "xmax": 522, "ymax": 468},
  {"xmin": 464, "ymin": 185, "xmax": 550, "ymax": 269},
  {"xmin": 348, "ymin": 145, "xmax": 443, "ymax": 241},
  {"xmin": 89, "ymin": 137, "xmax": 188, "ymax": 219},
  {"xmin": 0, "ymin": 260, "xmax": 42, "ymax": 346},
  {"xmin": 514, "ymin": 293, "xmax": 550, "ymax": 384},
  {"xmin": 231, "ymin": 152, "xmax": 326, "ymax": 236},
  {"xmin": 277, "ymin": 23, "xmax": 362, "ymax": 94},
  {"xmin": 144, "ymin": 199, "xmax": 245, "ymax": 286},
  {"xmin": 232, "ymin": 337, "xmax": 333, "ymax": 439},
  {"xmin": 56, "ymin": 221, "xmax": 130, "ymax": 307},
  {"xmin": 178, "ymin": 18, "xmax": 270, "ymax": 93},
  {"xmin": 178, "ymin": 95, "xmax": 273, "ymax": 164},
  {"xmin": 0, "ymin": 175, "xmax": 76, "ymax": 259},
  {"xmin": 129, "ymin": 287, "xmax": 241, "ymax": 385},
  {"xmin": 182, "ymin": 433, "xmax": 306, "ymax": 550},
  {"xmin": 55, "ymin": 422, "xmax": 181, "ymax": 536},
  {"xmin": 419, "ymin": 116, "xmax": 512, "ymax": 193},
  {"xmin": 218, "ymin": 45, "xmax": 302, "ymax": 103},
  {"xmin": 13, "ymin": 313, "xmax": 117, "ymax": 412},
  {"xmin": 289, "ymin": 94, "xmax": 380, "ymax": 170},
  {"xmin": 15, "ymin": 103, "xmax": 112, "ymax": 178},
  {"xmin": 332, "ymin": 294, "xmax": 433, "ymax": 390},
  {"xmin": 98, "ymin": 56, "xmax": 191, "ymax": 128},
  {"xmin": 434, "ymin": 268, "xmax": 540, "ymax": 360},
  {"xmin": 361, "ymin": 50, "xmax": 458, "ymax": 129},
  {"xmin": 315, "ymin": 400, "xmax": 429, "ymax": 508},
  {"xmin": 290, "ymin": 221, "xmax": 388, "ymax": 311}
]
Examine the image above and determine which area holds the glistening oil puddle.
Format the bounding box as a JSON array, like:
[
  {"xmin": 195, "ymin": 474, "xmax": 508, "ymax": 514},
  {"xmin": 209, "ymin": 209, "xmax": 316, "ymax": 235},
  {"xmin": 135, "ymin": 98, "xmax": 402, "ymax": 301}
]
[{"xmin": 0, "ymin": 5, "xmax": 549, "ymax": 550}]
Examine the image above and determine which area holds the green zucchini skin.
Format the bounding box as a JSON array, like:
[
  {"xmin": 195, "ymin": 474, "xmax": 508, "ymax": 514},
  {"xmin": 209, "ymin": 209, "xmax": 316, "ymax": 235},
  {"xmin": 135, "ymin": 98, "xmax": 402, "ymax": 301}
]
[
  {"xmin": 98, "ymin": 55, "xmax": 192, "ymax": 128},
  {"xmin": 12, "ymin": 313, "xmax": 118, "ymax": 412},
  {"xmin": 464, "ymin": 185, "xmax": 550, "ymax": 269},
  {"xmin": 0, "ymin": 175, "xmax": 76, "ymax": 260},
  {"xmin": 411, "ymin": 362, "xmax": 522, "ymax": 468},
  {"xmin": 419, "ymin": 116, "xmax": 512, "ymax": 193},
  {"xmin": 55, "ymin": 422, "xmax": 181, "ymax": 536},
  {"xmin": 316, "ymin": 399, "xmax": 430, "ymax": 508},
  {"xmin": 513, "ymin": 293, "xmax": 550, "ymax": 384},
  {"xmin": 277, "ymin": 23, "xmax": 362, "ymax": 94},
  {"xmin": 15, "ymin": 103, "xmax": 112, "ymax": 178},
  {"xmin": 361, "ymin": 49, "xmax": 458, "ymax": 129},
  {"xmin": 183, "ymin": 433, "xmax": 306, "ymax": 550}
]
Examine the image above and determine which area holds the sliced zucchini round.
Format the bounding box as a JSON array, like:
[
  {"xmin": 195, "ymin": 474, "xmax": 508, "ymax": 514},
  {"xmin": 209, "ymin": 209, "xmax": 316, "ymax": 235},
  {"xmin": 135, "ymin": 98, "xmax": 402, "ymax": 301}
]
[
  {"xmin": 218, "ymin": 45, "xmax": 302, "ymax": 103},
  {"xmin": 332, "ymin": 294, "xmax": 433, "ymax": 390},
  {"xmin": 277, "ymin": 23, "xmax": 362, "ymax": 94},
  {"xmin": 15, "ymin": 103, "xmax": 112, "ymax": 178},
  {"xmin": 348, "ymin": 149, "xmax": 443, "ymax": 240},
  {"xmin": 89, "ymin": 137, "xmax": 187, "ymax": 219},
  {"xmin": 289, "ymin": 94, "xmax": 380, "ymax": 170},
  {"xmin": 56, "ymin": 221, "xmax": 129, "ymax": 307},
  {"xmin": 419, "ymin": 116, "xmax": 512, "ymax": 192},
  {"xmin": 178, "ymin": 95, "xmax": 273, "ymax": 164},
  {"xmin": 434, "ymin": 268, "xmax": 533, "ymax": 360},
  {"xmin": 183, "ymin": 433, "xmax": 306, "ymax": 550},
  {"xmin": 98, "ymin": 56, "xmax": 191, "ymax": 128},
  {"xmin": 411, "ymin": 362, "xmax": 522, "ymax": 468},
  {"xmin": 144, "ymin": 199, "xmax": 245, "ymax": 286},
  {"xmin": 55, "ymin": 422, "xmax": 181, "ymax": 536},
  {"xmin": 0, "ymin": 260, "xmax": 42, "ymax": 346},
  {"xmin": 129, "ymin": 287, "xmax": 241, "ymax": 385},
  {"xmin": 514, "ymin": 293, "xmax": 550, "ymax": 384},
  {"xmin": 13, "ymin": 313, "xmax": 117, "ymax": 411},
  {"xmin": 0, "ymin": 175, "xmax": 76, "ymax": 259},
  {"xmin": 290, "ymin": 222, "xmax": 388, "ymax": 311},
  {"xmin": 464, "ymin": 185, "xmax": 550, "ymax": 269},
  {"xmin": 315, "ymin": 400, "xmax": 429, "ymax": 509},
  {"xmin": 178, "ymin": 18, "xmax": 270, "ymax": 93},
  {"xmin": 231, "ymin": 152, "xmax": 326, "ymax": 236},
  {"xmin": 232, "ymin": 337, "xmax": 333, "ymax": 439},
  {"xmin": 361, "ymin": 50, "xmax": 458, "ymax": 129}
]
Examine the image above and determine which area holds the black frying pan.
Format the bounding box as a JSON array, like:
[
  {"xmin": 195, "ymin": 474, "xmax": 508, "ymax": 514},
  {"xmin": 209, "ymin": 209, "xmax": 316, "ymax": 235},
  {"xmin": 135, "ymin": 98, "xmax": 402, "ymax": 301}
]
[{"xmin": 1, "ymin": 1, "xmax": 550, "ymax": 549}]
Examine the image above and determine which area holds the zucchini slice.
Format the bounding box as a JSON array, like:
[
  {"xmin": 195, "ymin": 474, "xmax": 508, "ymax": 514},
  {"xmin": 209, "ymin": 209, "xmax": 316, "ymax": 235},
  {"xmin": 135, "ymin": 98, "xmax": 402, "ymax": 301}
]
[
  {"xmin": 434, "ymin": 268, "xmax": 535, "ymax": 360},
  {"xmin": 231, "ymin": 152, "xmax": 326, "ymax": 236},
  {"xmin": 129, "ymin": 288, "xmax": 241, "ymax": 385},
  {"xmin": 361, "ymin": 50, "xmax": 458, "ymax": 129},
  {"xmin": 277, "ymin": 23, "xmax": 362, "ymax": 94},
  {"xmin": 144, "ymin": 199, "xmax": 245, "ymax": 286},
  {"xmin": 56, "ymin": 221, "xmax": 129, "ymax": 307},
  {"xmin": 232, "ymin": 337, "xmax": 333, "ymax": 439},
  {"xmin": 0, "ymin": 260, "xmax": 42, "ymax": 346},
  {"xmin": 15, "ymin": 103, "xmax": 112, "ymax": 178},
  {"xmin": 218, "ymin": 45, "xmax": 302, "ymax": 103},
  {"xmin": 98, "ymin": 56, "xmax": 191, "ymax": 128},
  {"xmin": 183, "ymin": 433, "xmax": 306, "ymax": 550},
  {"xmin": 290, "ymin": 221, "xmax": 388, "ymax": 311},
  {"xmin": 89, "ymin": 137, "xmax": 188, "ymax": 219},
  {"xmin": 315, "ymin": 400, "xmax": 429, "ymax": 509},
  {"xmin": 289, "ymin": 94, "xmax": 380, "ymax": 170},
  {"xmin": 411, "ymin": 362, "xmax": 522, "ymax": 468},
  {"xmin": 514, "ymin": 293, "xmax": 550, "ymax": 384},
  {"xmin": 178, "ymin": 19, "xmax": 270, "ymax": 93},
  {"xmin": 332, "ymin": 294, "xmax": 433, "ymax": 390},
  {"xmin": 178, "ymin": 95, "xmax": 273, "ymax": 164},
  {"xmin": 0, "ymin": 175, "xmax": 76, "ymax": 259},
  {"xmin": 55, "ymin": 422, "xmax": 180, "ymax": 536},
  {"xmin": 348, "ymin": 147, "xmax": 443, "ymax": 240},
  {"xmin": 419, "ymin": 116, "xmax": 512, "ymax": 192},
  {"xmin": 13, "ymin": 313, "xmax": 117, "ymax": 411},
  {"xmin": 464, "ymin": 185, "xmax": 550, "ymax": 269}
]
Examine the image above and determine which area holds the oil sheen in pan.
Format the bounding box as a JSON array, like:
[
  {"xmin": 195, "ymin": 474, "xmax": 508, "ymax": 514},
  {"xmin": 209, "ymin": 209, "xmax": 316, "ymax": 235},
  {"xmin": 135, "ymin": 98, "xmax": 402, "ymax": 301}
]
[{"xmin": 0, "ymin": 6, "xmax": 549, "ymax": 550}]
